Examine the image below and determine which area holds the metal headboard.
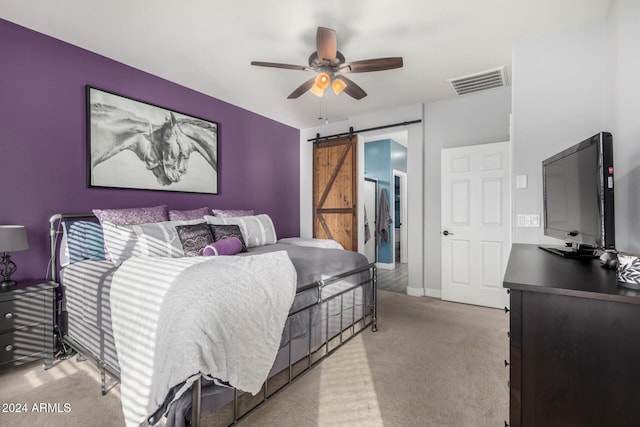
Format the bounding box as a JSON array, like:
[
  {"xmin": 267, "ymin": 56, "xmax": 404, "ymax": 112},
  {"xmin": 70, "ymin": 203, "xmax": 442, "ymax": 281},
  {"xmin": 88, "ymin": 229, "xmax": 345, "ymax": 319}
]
[{"xmin": 48, "ymin": 213, "xmax": 98, "ymax": 283}]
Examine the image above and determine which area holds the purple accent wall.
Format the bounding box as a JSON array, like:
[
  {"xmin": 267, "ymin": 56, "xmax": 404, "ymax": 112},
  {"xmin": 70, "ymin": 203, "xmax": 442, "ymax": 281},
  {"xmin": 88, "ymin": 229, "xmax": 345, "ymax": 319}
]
[{"xmin": 0, "ymin": 19, "xmax": 300, "ymax": 280}]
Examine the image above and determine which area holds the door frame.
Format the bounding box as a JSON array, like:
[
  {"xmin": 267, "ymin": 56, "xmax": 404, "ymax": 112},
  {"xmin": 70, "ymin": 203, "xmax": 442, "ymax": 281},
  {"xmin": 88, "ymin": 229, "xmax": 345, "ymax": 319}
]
[{"xmin": 392, "ymin": 170, "xmax": 408, "ymax": 264}]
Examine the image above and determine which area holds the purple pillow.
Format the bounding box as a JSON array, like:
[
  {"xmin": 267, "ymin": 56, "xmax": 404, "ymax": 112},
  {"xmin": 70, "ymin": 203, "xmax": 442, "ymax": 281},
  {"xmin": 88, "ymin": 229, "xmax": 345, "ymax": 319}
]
[
  {"xmin": 211, "ymin": 209, "xmax": 255, "ymax": 218},
  {"xmin": 93, "ymin": 205, "xmax": 169, "ymax": 260},
  {"xmin": 203, "ymin": 237, "xmax": 243, "ymax": 256},
  {"xmin": 169, "ymin": 207, "xmax": 210, "ymax": 221},
  {"xmin": 93, "ymin": 205, "xmax": 169, "ymax": 225}
]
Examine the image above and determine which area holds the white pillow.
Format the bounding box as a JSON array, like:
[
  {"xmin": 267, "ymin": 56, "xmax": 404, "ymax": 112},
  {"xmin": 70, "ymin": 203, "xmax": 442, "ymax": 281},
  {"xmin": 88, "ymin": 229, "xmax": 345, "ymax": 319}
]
[
  {"xmin": 277, "ymin": 237, "xmax": 344, "ymax": 250},
  {"xmin": 102, "ymin": 219, "xmax": 203, "ymax": 264},
  {"xmin": 204, "ymin": 214, "xmax": 277, "ymax": 248}
]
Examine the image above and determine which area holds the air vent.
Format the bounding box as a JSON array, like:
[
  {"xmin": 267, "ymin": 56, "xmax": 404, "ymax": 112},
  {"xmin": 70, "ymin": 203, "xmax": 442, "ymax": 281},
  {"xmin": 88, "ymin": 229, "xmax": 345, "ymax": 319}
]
[{"xmin": 447, "ymin": 66, "xmax": 507, "ymax": 96}]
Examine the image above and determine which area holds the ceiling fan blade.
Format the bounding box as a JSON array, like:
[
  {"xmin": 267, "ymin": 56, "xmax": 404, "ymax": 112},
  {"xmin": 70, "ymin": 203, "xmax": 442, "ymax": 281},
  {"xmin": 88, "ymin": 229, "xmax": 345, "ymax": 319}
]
[
  {"xmin": 341, "ymin": 57, "xmax": 404, "ymax": 73},
  {"xmin": 251, "ymin": 61, "xmax": 313, "ymax": 71},
  {"xmin": 336, "ymin": 75, "xmax": 367, "ymax": 100},
  {"xmin": 316, "ymin": 27, "xmax": 338, "ymax": 64},
  {"xmin": 287, "ymin": 77, "xmax": 317, "ymax": 99}
]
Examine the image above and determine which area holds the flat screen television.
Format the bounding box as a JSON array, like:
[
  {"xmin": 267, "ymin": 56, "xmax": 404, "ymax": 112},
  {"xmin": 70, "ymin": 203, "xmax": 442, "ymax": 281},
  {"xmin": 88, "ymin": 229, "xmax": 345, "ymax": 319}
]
[{"xmin": 540, "ymin": 132, "xmax": 615, "ymax": 257}]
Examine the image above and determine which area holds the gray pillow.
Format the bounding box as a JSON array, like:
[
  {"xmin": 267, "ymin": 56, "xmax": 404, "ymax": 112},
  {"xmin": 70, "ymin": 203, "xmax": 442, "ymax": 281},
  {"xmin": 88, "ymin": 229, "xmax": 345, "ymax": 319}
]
[
  {"xmin": 102, "ymin": 219, "xmax": 203, "ymax": 264},
  {"xmin": 175, "ymin": 223, "xmax": 215, "ymax": 257},
  {"xmin": 209, "ymin": 224, "xmax": 248, "ymax": 253},
  {"xmin": 204, "ymin": 214, "xmax": 277, "ymax": 248}
]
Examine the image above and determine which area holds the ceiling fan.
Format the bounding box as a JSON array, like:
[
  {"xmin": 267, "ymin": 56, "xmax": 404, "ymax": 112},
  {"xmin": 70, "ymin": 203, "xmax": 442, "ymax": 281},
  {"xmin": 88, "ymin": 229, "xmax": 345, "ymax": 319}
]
[{"xmin": 251, "ymin": 27, "xmax": 403, "ymax": 100}]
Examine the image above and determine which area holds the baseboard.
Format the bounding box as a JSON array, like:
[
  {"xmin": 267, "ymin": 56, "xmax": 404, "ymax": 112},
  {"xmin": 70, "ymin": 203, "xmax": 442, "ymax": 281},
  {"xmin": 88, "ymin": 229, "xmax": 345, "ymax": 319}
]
[
  {"xmin": 406, "ymin": 287, "xmax": 424, "ymax": 297},
  {"xmin": 375, "ymin": 262, "xmax": 395, "ymax": 270},
  {"xmin": 423, "ymin": 288, "xmax": 442, "ymax": 299},
  {"xmin": 405, "ymin": 287, "xmax": 442, "ymax": 298}
]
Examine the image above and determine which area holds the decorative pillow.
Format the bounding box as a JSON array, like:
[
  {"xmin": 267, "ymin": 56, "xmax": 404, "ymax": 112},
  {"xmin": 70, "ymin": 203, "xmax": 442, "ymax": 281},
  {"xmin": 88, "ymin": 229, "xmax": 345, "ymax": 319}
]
[
  {"xmin": 175, "ymin": 223, "xmax": 215, "ymax": 257},
  {"xmin": 93, "ymin": 205, "xmax": 168, "ymax": 225},
  {"xmin": 205, "ymin": 214, "xmax": 277, "ymax": 248},
  {"xmin": 93, "ymin": 205, "xmax": 169, "ymax": 259},
  {"xmin": 101, "ymin": 222, "xmax": 139, "ymax": 265},
  {"xmin": 132, "ymin": 220, "xmax": 203, "ymax": 257},
  {"xmin": 102, "ymin": 219, "xmax": 202, "ymax": 264},
  {"xmin": 61, "ymin": 221, "xmax": 106, "ymax": 265},
  {"xmin": 202, "ymin": 237, "xmax": 243, "ymax": 256},
  {"xmin": 211, "ymin": 209, "xmax": 255, "ymax": 218},
  {"xmin": 209, "ymin": 224, "xmax": 248, "ymax": 253},
  {"xmin": 169, "ymin": 207, "xmax": 210, "ymax": 221},
  {"xmin": 278, "ymin": 237, "xmax": 344, "ymax": 250}
]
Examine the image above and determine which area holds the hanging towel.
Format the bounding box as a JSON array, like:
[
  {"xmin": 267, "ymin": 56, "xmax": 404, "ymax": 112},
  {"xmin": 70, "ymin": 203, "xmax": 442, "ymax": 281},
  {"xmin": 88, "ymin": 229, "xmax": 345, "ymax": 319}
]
[
  {"xmin": 364, "ymin": 206, "xmax": 371, "ymax": 244},
  {"xmin": 376, "ymin": 188, "xmax": 393, "ymax": 246}
]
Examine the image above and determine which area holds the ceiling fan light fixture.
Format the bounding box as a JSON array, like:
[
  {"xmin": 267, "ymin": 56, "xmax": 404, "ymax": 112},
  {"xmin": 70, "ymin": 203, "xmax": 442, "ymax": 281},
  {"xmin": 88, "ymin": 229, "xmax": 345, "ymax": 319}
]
[
  {"xmin": 310, "ymin": 72, "xmax": 331, "ymax": 97},
  {"xmin": 252, "ymin": 27, "xmax": 401, "ymax": 100},
  {"xmin": 310, "ymin": 84, "xmax": 326, "ymax": 97},
  {"xmin": 315, "ymin": 72, "xmax": 330, "ymax": 89},
  {"xmin": 331, "ymin": 77, "xmax": 347, "ymax": 95}
]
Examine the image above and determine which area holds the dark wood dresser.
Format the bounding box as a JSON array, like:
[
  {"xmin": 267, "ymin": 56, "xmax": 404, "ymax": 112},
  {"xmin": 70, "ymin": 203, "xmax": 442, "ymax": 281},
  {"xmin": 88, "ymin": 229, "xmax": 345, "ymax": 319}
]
[
  {"xmin": 503, "ymin": 244, "xmax": 640, "ymax": 427},
  {"xmin": 0, "ymin": 280, "xmax": 56, "ymax": 370}
]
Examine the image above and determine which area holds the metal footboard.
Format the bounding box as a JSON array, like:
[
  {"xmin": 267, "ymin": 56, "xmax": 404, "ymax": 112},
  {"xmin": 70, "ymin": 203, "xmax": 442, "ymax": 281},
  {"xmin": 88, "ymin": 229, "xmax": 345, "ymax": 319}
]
[
  {"xmin": 190, "ymin": 262, "xmax": 377, "ymax": 426},
  {"xmin": 49, "ymin": 213, "xmax": 378, "ymax": 426}
]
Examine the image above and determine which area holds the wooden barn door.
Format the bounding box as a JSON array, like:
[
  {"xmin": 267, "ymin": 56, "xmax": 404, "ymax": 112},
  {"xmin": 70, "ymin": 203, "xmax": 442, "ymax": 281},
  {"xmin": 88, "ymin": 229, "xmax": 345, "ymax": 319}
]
[{"xmin": 313, "ymin": 136, "xmax": 358, "ymax": 251}]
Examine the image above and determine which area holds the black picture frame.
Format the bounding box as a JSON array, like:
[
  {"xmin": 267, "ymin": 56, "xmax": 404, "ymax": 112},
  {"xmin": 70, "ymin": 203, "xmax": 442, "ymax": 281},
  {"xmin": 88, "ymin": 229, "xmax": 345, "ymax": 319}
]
[{"xmin": 86, "ymin": 85, "xmax": 218, "ymax": 194}]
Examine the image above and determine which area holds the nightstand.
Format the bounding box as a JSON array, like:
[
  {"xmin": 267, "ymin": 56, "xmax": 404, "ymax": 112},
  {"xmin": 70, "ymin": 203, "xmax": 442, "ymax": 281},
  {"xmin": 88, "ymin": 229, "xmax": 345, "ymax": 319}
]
[{"xmin": 0, "ymin": 280, "xmax": 56, "ymax": 370}]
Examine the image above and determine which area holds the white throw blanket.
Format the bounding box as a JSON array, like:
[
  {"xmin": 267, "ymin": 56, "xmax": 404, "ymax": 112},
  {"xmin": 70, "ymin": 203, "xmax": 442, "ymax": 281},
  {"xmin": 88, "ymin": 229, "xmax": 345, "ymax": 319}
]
[{"xmin": 110, "ymin": 251, "xmax": 297, "ymax": 427}]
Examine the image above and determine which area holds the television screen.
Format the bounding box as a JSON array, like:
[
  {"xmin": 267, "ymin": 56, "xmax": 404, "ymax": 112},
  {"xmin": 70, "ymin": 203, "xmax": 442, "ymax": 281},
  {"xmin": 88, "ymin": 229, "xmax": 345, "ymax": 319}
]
[{"xmin": 541, "ymin": 132, "xmax": 614, "ymax": 256}]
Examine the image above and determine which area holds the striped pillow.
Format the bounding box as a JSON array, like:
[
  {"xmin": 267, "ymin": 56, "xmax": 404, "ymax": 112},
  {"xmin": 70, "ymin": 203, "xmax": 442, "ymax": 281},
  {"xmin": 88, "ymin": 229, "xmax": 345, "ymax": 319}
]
[
  {"xmin": 93, "ymin": 205, "xmax": 169, "ymax": 260},
  {"xmin": 102, "ymin": 219, "xmax": 203, "ymax": 264},
  {"xmin": 204, "ymin": 214, "xmax": 277, "ymax": 248},
  {"xmin": 61, "ymin": 221, "xmax": 106, "ymax": 265}
]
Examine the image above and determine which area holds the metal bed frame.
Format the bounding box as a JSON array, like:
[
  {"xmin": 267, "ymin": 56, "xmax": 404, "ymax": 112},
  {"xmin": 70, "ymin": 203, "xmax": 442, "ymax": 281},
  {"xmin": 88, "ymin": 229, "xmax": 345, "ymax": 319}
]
[{"xmin": 48, "ymin": 213, "xmax": 378, "ymax": 426}]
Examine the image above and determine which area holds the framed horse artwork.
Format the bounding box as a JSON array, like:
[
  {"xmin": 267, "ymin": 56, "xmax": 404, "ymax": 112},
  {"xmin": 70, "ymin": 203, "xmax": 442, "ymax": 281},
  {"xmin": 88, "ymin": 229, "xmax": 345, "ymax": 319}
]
[{"xmin": 86, "ymin": 86, "xmax": 218, "ymax": 194}]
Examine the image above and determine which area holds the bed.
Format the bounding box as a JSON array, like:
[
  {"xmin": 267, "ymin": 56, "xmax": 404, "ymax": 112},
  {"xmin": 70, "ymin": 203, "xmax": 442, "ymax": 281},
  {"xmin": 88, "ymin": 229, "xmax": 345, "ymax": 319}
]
[{"xmin": 48, "ymin": 213, "xmax": 377, "ymax": 426}]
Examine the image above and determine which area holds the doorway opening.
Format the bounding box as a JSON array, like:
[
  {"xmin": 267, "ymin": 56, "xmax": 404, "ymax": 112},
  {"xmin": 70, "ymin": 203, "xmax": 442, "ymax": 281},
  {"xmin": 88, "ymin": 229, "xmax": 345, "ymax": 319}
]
[{"xmin": 363, "ymin": 130, "xmax": 408, "ymax": 293}]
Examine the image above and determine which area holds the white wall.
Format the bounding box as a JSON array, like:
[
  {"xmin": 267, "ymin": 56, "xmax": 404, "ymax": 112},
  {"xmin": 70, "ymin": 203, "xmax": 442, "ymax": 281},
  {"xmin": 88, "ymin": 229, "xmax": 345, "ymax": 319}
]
[
  {"xmin": 512, "ymin": 0, "xmax": 640, "ymax": 254},
  {"xmin": 511, "ymin": 21, "xmax": 606, "ymax": 245},
  {"xmin": 605, "ymin": 0, "xmax": 640, "ymax": 253},
  {"xmin": 423, "ymin": 87, "xmax": 512, "ymax": 295}
]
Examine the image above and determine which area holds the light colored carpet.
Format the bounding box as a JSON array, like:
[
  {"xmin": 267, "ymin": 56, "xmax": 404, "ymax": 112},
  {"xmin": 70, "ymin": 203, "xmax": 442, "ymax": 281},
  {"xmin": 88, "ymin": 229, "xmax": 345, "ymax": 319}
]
[
  {"xmin": 0, "ymin": 355, "xmax": 124, "ymax": 427},
  {"xmin": 0, "ymin": 291, "xmax": 508, "ymax": 426}
]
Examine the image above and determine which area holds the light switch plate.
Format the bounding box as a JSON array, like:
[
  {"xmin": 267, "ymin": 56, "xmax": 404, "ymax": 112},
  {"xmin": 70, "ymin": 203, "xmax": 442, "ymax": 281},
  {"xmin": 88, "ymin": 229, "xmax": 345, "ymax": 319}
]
[
  {"xmin": 516, "ymin": 214, "xmax": 541, "ymax": 227},
  {"xmin": 516, "ymin": 175, "xmax": 528, "ymax": 189}
]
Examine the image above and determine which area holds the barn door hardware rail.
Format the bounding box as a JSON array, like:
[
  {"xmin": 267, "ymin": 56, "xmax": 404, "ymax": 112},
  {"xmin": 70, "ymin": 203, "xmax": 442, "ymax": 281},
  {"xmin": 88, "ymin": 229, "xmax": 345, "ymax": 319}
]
[{"xmin": 308, "ymin": 119, "xmax": 422, "ymax": 144}]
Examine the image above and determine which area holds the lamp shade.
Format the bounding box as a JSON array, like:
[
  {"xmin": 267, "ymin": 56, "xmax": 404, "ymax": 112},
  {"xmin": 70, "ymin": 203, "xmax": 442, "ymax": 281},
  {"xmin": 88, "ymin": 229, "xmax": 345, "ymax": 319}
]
[
  {"xmin": 315, "ymin": 72, "xmax": 330, "ymax": 89},
  {"xmin": 332, "ymin": 77, "xmax": 347, "ymax": 95},
  {"xmin": 310, "ymin": 84, "xmax": 325, "ymax": 97},
  {"xmin": 0, "ymin": 225, "xmax": 29, "ymax": 252},
  {"xmin": 310, "ymin": 72, "xmax": 331, "ymax": 97}
]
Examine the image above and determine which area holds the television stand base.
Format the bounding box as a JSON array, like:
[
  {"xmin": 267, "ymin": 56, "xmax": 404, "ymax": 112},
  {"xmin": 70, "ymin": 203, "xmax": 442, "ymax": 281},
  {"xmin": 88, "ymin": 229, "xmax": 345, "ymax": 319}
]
[{"xmin": 538, "ymin": 245, "xmax": 599, "ymax": 259}]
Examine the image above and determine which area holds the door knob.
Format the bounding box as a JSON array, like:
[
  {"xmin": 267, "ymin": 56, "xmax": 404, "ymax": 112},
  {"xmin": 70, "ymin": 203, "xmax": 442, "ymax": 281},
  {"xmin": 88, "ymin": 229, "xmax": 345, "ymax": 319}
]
[{"xmin": 442, "ymin": 230, "xmax": 454, "ymax": 236}]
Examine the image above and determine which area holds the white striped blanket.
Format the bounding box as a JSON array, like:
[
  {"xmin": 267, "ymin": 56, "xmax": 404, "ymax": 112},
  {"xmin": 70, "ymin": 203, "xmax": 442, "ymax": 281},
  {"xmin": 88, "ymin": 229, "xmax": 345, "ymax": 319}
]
[{"xmin": 109, "ymin": 251, "xmax": 297, "ymax": 427}]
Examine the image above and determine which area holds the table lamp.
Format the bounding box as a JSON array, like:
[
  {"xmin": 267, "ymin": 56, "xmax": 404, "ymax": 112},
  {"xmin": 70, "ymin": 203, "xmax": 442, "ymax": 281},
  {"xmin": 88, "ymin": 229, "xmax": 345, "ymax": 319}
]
[{"xmin": 0, "ymin": 225, "xmax": 29, "ymax": 290}]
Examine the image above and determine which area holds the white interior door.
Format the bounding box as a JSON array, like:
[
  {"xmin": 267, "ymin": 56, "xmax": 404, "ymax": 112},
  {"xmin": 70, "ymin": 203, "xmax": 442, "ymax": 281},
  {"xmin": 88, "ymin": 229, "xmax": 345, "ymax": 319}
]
[{"xmin": 441, "ymin": 141, "xmax": 511, "ymax": 309}]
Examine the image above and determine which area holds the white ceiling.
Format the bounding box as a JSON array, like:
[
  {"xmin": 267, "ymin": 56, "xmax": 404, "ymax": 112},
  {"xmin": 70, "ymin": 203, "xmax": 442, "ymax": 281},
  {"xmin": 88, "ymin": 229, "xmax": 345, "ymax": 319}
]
[{"xmin": 1, "ymin": 0, "xmax": 611, "ymax": 129}]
